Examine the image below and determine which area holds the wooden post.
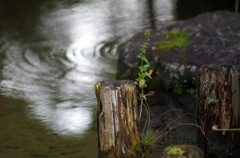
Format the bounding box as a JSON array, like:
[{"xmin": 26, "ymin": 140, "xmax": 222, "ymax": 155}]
[
  {"xmin": 197, "ymin": 65, "xmax": 240, "ymax": 156},
  {"xmin": 95, "ymin": 80, "xmax": 141, "ymax": 158}
]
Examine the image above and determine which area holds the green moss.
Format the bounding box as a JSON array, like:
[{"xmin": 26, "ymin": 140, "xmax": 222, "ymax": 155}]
[
  {"xmin": 130, "ymin": 141, "xmax": 141, "ymax": 157},
  {"xmin": 155, "ymin": 30, "xmax": 192, "ymax": 53},
  {"xmin": 165, "ymin": 146, "xmax": 185, "ymax": 156},
  {"xmin": 132, "ymin": 141, "xmax": 138, "ymax": 149}
]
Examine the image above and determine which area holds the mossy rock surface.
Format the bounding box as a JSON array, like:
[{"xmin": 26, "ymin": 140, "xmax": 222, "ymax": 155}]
[
  {"xmin": 118, "ymin": 11, "xmax": 240, "ymax": 93},
  {"xmin": 155, "ymin": 30, "xmax": 192, "ymax": 53}
]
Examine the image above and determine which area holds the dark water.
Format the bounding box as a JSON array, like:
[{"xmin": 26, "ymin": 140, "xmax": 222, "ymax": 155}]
[{"xmin": 0, "ymin": 0, "xmax": 237, "ymax": 157}]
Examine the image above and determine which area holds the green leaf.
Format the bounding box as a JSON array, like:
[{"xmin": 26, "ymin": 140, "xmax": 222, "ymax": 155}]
[
  {"xmin": 145, "ymin": 72, "xmax": 152, "ymax": 79},
  {"xmin": 139, "ymin": 66, "xmax": 147, "ymax": 72},
  {"xmin": 141, "ymin": 56, "xmax": 149, "ymax": 64},
  {"xmin": 144, "ymin": 64, "xmax": 150, "ymax": 71},
  {"xmin": 140, "ymin": 93, "xmax": 147, "ymax": 100},
  {"xmin": 144, "ymin": 31, "xmax": 150, "ymax": 36},
  {"xmin": 137, "ymin": 55, "xmax": 149, "ymax": 64},
  {"xmin": 140, "ymin": 48, "xmax": 146, "ymax": 54},
  {"xmin": 138, "ymin": 73, "xmax": 147, "ymax": 79}
]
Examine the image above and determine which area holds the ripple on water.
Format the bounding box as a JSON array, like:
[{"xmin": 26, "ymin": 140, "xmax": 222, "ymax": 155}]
[{"xmin": 0, "ymin": 36, "xmax": 123, "ymax": 137}]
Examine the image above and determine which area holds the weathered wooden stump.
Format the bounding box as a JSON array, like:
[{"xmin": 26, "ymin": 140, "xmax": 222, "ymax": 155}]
[
  {"xmin": 95, "ymin": 80, "xmax": 141, "ymax": 158},
  {"xmin": 197, "ymin": 65, "xmax": 240, "ymax": 156}
]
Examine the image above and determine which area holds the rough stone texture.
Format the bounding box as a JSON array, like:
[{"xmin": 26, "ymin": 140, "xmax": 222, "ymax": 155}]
[{"xmin": 118, "ymin": 11, "xmax": 240, "ymax": 92}]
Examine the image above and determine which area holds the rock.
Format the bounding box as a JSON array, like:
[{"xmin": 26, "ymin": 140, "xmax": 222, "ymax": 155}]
[{"xmin": 117, "ymin": 11, "xmax": 240, "ymax": 93}]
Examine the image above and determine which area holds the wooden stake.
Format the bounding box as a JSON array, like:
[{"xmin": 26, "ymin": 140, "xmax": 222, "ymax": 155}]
[
  {"xmin": 197, "ymin": 65, "xmax": 240, "ymax": 155},
  {"xmin": 95, "ymin": 80, "xmax": 141, "ymax": 158}
]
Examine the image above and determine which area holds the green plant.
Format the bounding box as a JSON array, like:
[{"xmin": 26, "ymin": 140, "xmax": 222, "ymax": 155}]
[
  {"xmin": 139, "ymin": 109, "xmax": 207, "ymax": 156},
  {"xmin": 136, "ymin": 31, "xmax": 153, "ymax": 138},
  {"xmin": 155, "ymin": 30, "xmax": 192, "ymax": 54},
  {"xmin": 141, "ymin": 130, "xmax": 156, "ymax": 149},
  {"xmin": 136, "ymin": 30, "xmax": 153, "ymax": 100},
  {"xmin": 135, "ymin": 31, "xmax": 155, "ymax": 155},
  {"xmin": 135, "ymin": 31, "xmax": 205, "ymax": 157}
]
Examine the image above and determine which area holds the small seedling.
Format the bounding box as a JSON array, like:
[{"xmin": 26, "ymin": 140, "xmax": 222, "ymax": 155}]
[
  {"xmin": 136, "ymin": 30, "xmax": 153, "ymax": 100},
  {"xmin": 135, "ymin": 31, "xmax": 205, "ymax": 157}
]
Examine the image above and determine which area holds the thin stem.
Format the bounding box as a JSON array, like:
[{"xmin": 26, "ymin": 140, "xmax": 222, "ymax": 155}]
[
  {"xmin": 139, "ymin": 98, "xmax": 143, "ymax": 120},
  {"xmin": 154, "ymin": 122, "xmax": 207, "ymax": 143},
  {"xmin": 155, "ymin": 112, "xmax": 208, "ymax": 141},
  {"xmin": 157, "ymin": 109, "xmax": 183, "ymax": 120},
  {"xmin": 142, "ymin": 99, "xmax": 151, "ymax": 134},
  {"xmin": 214, "ymin": 128, "xmax": 240, "ymax": 131}
]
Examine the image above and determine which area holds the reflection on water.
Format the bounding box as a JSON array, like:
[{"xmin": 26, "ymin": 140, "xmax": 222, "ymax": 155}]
[
  {"xmin": 0, "ymin": 0, "xmax": 174, "ymax": 137},
  {"xmin": 0, "ymin": 0, "xmax": 174, "ymax": 157}
]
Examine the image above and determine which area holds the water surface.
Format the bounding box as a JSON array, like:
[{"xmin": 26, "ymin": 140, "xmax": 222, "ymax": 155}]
[{"xmin": 0, "ymin": 0, "xmax": 174, "ymax": 157}]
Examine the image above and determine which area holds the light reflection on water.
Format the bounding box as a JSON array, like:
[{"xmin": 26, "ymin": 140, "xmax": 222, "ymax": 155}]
[{"xmin": 0, "ymin": 0, "xmax": 173, "ymax": 137}]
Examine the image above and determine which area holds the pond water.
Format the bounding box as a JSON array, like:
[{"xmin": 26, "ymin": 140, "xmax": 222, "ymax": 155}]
[{"xmin": 0, "ymin": 0, "xmax": 235, "ymax": 157}]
